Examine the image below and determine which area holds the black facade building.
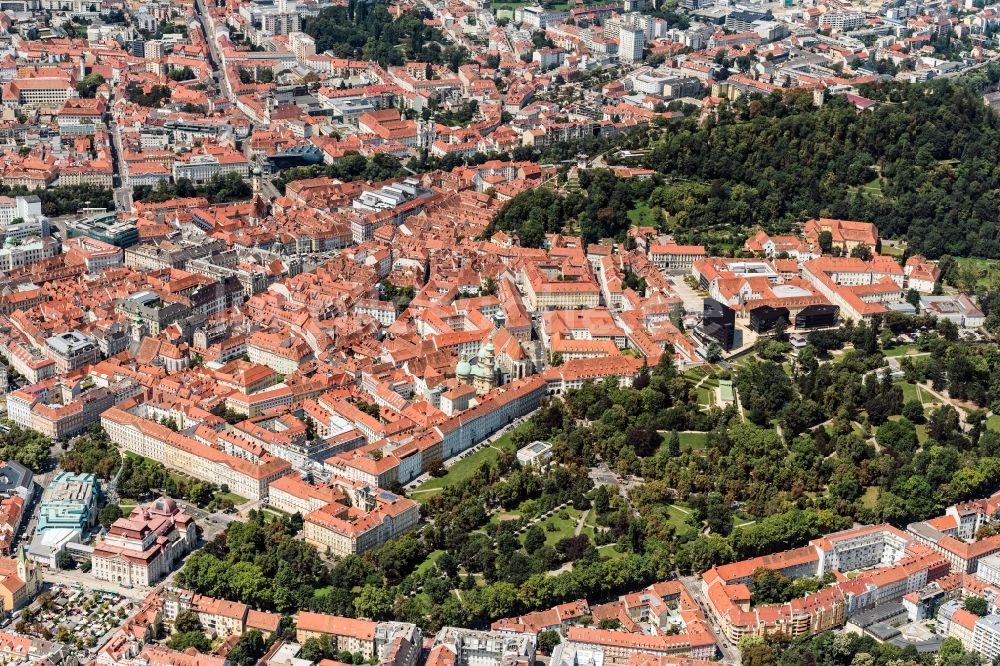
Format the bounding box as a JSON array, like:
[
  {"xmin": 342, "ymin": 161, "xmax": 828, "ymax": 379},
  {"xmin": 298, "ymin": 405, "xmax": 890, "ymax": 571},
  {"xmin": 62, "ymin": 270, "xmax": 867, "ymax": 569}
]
[
  {"xmin": 749, "ymin": 305, "xmax": 790, "ymax": 333},
  {"xmin": 701, "ymin": 298, "xmax": 735, "ymax": 350},
  {"xmin": 795, "ymin": 304, "xmax": 839, "ymax": 329}
]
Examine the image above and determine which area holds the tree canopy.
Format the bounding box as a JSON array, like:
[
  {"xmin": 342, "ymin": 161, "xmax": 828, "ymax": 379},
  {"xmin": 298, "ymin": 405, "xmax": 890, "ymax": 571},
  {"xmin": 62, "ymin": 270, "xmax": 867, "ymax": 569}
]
[{"xmin": 305, "ymin": 3, "xmax": 468, "ymax": 69}]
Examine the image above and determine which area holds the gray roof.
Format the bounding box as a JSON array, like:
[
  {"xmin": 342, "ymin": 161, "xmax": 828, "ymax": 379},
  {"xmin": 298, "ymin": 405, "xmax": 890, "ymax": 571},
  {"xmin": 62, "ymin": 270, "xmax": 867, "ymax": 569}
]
[{"xmin": 0, "ymin": 460, "xmax": 32, "ymax": 496}]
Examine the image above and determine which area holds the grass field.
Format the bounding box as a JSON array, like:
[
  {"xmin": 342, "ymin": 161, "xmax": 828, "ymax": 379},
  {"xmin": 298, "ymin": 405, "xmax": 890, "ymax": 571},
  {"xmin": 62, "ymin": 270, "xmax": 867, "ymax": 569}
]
[
  {"xmin": 880, "ymin": 242, "xmax": 906, "ymax": 258},
  {"xmin": 491, "ymin": 0, "xmax": 529, "ymax": 14},
  {"xmin": 861, "ymin": 175, "xmax": 885, "ymax": 196},
  {"xmin": 916, "ymin": 424, "xmax": 929, "ymax": 443},
  {"xmin": 580, "ymin": 508, "xmax": 600, "ymax": 539},
  {"xmin": 915, "ymin": 384, "xmax": 937, "ymax": 405},
  {"xmin": 412, "ymin": 434, "xmax": 519, "ymax": 502},
  {"xmin": 627, "ymin": 202, "xmax": 660, "ymax": 227},
  {"xmin": 733, "ymin": 513, "xmax": 755, "ymax": 529},
  {"xmin": 696, "ymin": 387, "xmax": 715, "ymax": 407},
  {"xmin": 215, "ymin": 491, "xmax": 247, "ymax": 505},
  {"xmin": 883, "ymin": 345, "xmax": 918, "ymax": 357},
  {"xmin": 415, "ymin": 550, "xmax": 444, "ymax": 576},
  {"xmin": 861, "ymin": 486, "xmax": 880, "ymax": 509},
  {"xmin": 987, "ymin": 415, "xmax": 1000, "ymax": 433},
  {"xmin": 680, "ymin": 432, "xmax": 709, "ymax": 450},
  {"xmin": 954, "ymin": 257, "xmax": 1000, "ymax": 288},
  {"xmin": 527, "ymin": 507, "xmax": 585, "ymax": 547},
  {"xmin": 657, "ymin": 431, "xmax": 710, "ymax": 452},
  {"xmin": 900, "ymin": 381, "xmax": 917, "ymax": 403},
  {"xmin": 262, "ymin": 507, "xmax": 288, "ymax": 520},
  {"xmin": 665, "ymin": 504, "xmax": 693, "ymax": 531},
  {"xmin": 683, "ymin": 366, "xmax": 710, "ymax": 381}
]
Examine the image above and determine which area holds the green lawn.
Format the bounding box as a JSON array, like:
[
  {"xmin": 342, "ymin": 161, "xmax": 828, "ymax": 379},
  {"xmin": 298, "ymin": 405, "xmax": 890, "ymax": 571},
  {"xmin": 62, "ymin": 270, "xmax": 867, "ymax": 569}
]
[
  {"xmin": 683, "ymin": 366, "xmax": 710, "ymax": 381},
  {"xmin": 898, "ymin": 381, "xmax": 919, "ymax": 404},
  {"xmin": 598, "ymin": 544, "xmax": 631, "ymax": 563},
  {"xmin": 412, "ymin": 434, "xmax": 519, "ymax": 503},
  {"xmin": 415, "ymin": 550, "xmax": 444, "ymax": 576},
  {"xmin": 986, "ymin": 415, "xmax": 1000, "ymax": 433},
  {"xmin": 492, "ymin": 0, "xmax": 529, "ymax": 11},
  {"xmin": 916, "ymin": 424, "xmax": 929, "ymax": 444},
  {"xmin": 860, "ymin": 175, "xmax": 885, "ymax": 197},
  {"xmin": 262, "ymin": 507, "xmax": 288, "ymax": 520},
  {"xmin": 880, "ymin": 241, "xmax": 906, "ymax": 258},
  {"xmin": 580, "ymin": 507, "xmax": 600, "ymax": 539},
  {"xmin": 491, "ymin": 431, "xmax": 519, "ymax": 453},
  {"xmin": 733, "ymin": 512, "xmax": 755, "ymax": 529},
  {"xmin": 954, "ymin": 257, "xmax": 1000, "ymax": 288},
  {"xmin": 680, "ymin": 432, "xmax": 709, "ymax": 450},
  {"xmin": 627, "ymin": 202, "xmax": 660, "ymax": 227},
  {"xmin": 526, "ymin": 507, "xmax": 584, "ymax": 547},
  {"xmin": 665, "ymin": 504, "xmax": 693, "ymax": 531},
  {"xmin": 883, "ymin": 345, "xmax": 918, "ymax": 358},
  {"xmin": 889, "ymin": 415, "xmax": 929, "ymax": 444},
  {"xmin": 215, "ymin": 491, "xmax": 247, "ymax": 505},
  {"xmin": 696, "ymin": 387, "xmax": 714, "ymax": 407},
  {"xmin": 915, "ymin": 384, "xmax": 937, "ymax": 406},
  {"xmin": 656, "ymin": 431, "xmax": 710, "ymax": 452},
  {"xmin": 861, "ymin": 486, "xmax": 880, "ymax": 509}
]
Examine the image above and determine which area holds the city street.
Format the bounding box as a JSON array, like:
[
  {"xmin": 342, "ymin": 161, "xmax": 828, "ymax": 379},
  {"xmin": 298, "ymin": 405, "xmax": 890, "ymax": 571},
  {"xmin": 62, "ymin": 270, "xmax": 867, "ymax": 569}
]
[
  {"xmin": 108, "ymin": 121, "xmax": 133, "ymax": 214},
  {"xmin": 193, "ymin": 0, "xmax": 234, "ymax": 104},
  {"xmin": 679, "ymin": 574, "xmax": 740, "ymax": 665},
  {"xmin": 42, "ymin": 567, "xmax": 152, "ymax": 602}
]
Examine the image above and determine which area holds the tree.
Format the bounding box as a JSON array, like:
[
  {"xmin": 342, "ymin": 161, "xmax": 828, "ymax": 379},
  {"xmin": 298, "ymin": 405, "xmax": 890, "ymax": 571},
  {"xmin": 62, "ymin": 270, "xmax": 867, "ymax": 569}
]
[
  {"xmin": 55, "ymin": 550, "xmax": 75, "ymax": 570},
  {"xmin": 939, "ymin": 637, "xmax": 982, "ymax": 666},
  {"xmin": 301, "ymin": 635, "xmax": 337, "ymax": 662},
  {"xmin": 593, "ymin": 485, "xmax": 611, "ymax": 515},
  {"xmin": 676, "ymin": 534, "xmax": 733, "ymax": 573},
  {"xmin": 875, "ymin": 419, "xmax": 918, "ymax": 456},
  {"xmin": 0, "ymin": 422, "xmax": 51, "ymax": 472},
  {"xmin": 850, "ymin": 243, "xmax": 872, "ymax": 261},
  {"xmin": 965, "ymin": 596, "xmax": 989, "ymax": 616},
  {"xmin": 168, "ymin": 66, "xmax": 196, "ymax": 81},
  {"xmin": 99, "ymin": 503, "xmax": 123, "ymax": 528},
  {"xmin": 902, "ymin": 399, "xmax": 925, "ymax": 424},
  {"xmin": 807, "ymin": 329, "xmax": 843, "ymax": 353},
  {"xmin": 750, "ymin": 567, "xmax": 793, "ymax": 604},
  {"xmin": 188, "ymin": 483, "xmax": 215, "ymax": 507},
  {"xmin": 818, "ymin": 230, "xmax": 833, "ymax": 254},
  {"xmin": 167, "ymin": 631, "xmax": 212, "ymax": 653},
  {"xmin": 906, "ymin": 288, "xmax": 922, "ymax": 310},
  {"xmin": 690, "ymin": 492, "xmax": 732, "ymax": 536},
  {"xmin": 706, "ymin": 343, "xmax": 722, "ymax": 363},
  {"xmin": 76, "ymin": 73, "xmax": 105, "ymax": 98},
  {"xmin": 524, "ymin": 525, "xmax": 545, "ymax": 554},
  {"xmin": 174, "ymin": 610, "xmax": 202, "ymax": 633},
  {"xmin": 537, "ymin": 630, "xmax": 561, "ymax": 654},
  {"xmin": 354, "ymin": 585, "xmax": 394, "ymax": 620},
  {"xmin": 304, "ymin": 5, "xmax": 466, "ymax": 68},
  {"xmin": 666, "ymin": 430, "xmax": 680, "ymax": 457},
  {"xmin": 228, "ymin": 630, "xmax": 267, "ymax": 666},
  {"xmin": 735, "ymin": 360, "xmax": 794, "ymax": 425}
]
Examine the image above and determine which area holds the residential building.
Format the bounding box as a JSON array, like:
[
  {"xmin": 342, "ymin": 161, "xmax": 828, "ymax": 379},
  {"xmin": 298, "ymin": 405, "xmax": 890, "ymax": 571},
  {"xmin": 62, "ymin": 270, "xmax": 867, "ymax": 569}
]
[
  {"xmin": 295, "ymin": 613, "xmax": 376, "ymax": 656},
  {"xmin": 161, "ymin": 588, "xmax": 282, "ymax": 638},
  {"xmin": 428, "ymin": 627, "xmax": 535, "ymax": 666},
  {"xmin": 619, "ymin": 26, "xmax": 646, "ymax": 63}
]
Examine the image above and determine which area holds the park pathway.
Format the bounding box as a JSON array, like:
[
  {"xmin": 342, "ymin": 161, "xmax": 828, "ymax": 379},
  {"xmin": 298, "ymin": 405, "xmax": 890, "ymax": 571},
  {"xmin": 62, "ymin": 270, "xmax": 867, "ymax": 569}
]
[{"xmin": 574, "ymin": 509, "xmax": 589, "ymax": 536}]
